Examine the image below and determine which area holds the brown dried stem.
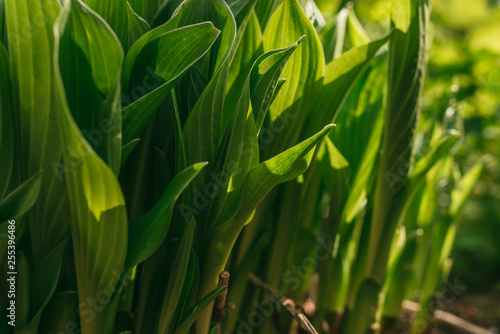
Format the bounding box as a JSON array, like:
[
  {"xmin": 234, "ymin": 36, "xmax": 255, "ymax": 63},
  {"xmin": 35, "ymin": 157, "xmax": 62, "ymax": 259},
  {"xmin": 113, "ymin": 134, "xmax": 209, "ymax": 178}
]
[
  {"xmin": 248, "ymin": 273, "xmax": 319, "ymax": 334},
  {"xmin": 212, "ymin": 271, "xmax": 230, "ymax": 323}
]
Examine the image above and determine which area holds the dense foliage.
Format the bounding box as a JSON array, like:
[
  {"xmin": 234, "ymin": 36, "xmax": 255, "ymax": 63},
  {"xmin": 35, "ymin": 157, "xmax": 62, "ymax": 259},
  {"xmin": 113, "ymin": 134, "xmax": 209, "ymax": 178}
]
[{"xmin": 0, "ymin": 0, "xmax": 496, "ymax": 333}]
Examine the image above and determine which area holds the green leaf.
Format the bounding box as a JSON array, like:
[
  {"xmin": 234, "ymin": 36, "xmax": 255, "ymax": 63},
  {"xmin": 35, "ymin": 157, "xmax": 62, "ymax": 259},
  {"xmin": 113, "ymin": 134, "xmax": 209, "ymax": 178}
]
[
  {"xmin": 178, "ymin": 0, "xmax": 238, "ymax": 77},
  {"xmin": 121, "ymin": 139, "xmax": 141, "ymax": 166},
  {"xmin": 391, "ymin": 0, "xmax": 411, "ymax": 33},
  {"xmin": 208, "ymin": 82, "xmax": 259, "ymax": 228},
  {"xmin": 317, "ymin": 137, "xmax": 350, "ymax": 220},
  {"xmin": 240, "ymin": 124, "xmax": 335, "ymax": 216},
  {"xmin": 0, "ymin": 0, "xmax": 5, "ymax": 45},
  {"xmin": 255, "ymin": 0, "xmax": 281, "ymax": 29},
  {"xmin": 332, "ymin": 7, "xmax": 348, "ymax": 60},
  {"xmin": 333, "ymin": 57, "xmax": 387, "ymax": 224},
  {"xmin": 405, "ymin": 131, "xmax": 462, "ymax": 200},
  {"xmin": 341, "ymin": 279, "xmax": 380, "ymax": 334},
  {"xmin": 263, "ymin": 0, "xmax": 325, "ymax": 156},
  {"xmin": 226, "ymin": 0, "xmax": 260, "ymax": 25},
  {"xmin": 0, "ymin": 171, "xmax": 42, "ymax": 223},
  {"xmin": 38, "ymin": 291, "xmax": 79, "ymax": 334},
  {"xmin": 173, "ymin": 286, "xmax": 227, "ymax": 334},
  {"xmin": 16, "ymin": 253, "xmax": 30, "ymax": 328},
  {"xmin": 271, "ymin": 78, "xmax": 286, "ymax": 103},
  {"xmin": 251, "ymin": 37, "xmax": 303, "ymax": 133},
  {"xmin": 128, "ymin": 0, "xmax": 143, "ymax": 16},
  {"xmin": 346, "ymin": 6, "xmax": 370, "ymax": 48},
  {"xmin": 0, "ymin": 43, "xmax": 14, "ymax": 198},
  {"xmin": 196, "ymin": 124, "xmax": 333, "ymax": 334},
  {"xmin": 141, "ymin": 0, "xmax": 164, "ymax": 24},
  {"xmin": 299, "ymin": 0, "xmax": 326, "ymax": 29},
  {"xmin": 125, "ymin": 163, "xmax": 207, "ymax": 272},
  {"xmin": 224, "ymin": 10, "xmax": 263, "ymax": 133},
  {"xmin": 182, "ymin": 0, "xmax": 237, "ymax": 187},
  {"xmin": 54, "ymin": 6, "xmax": 130, "ymax": 333},
  {"xmin": 5, "ymin": 0, "xmax": 69, "ymax": 264},
  {"xmin": 304, "ymin": 32, "xmax": 391, "ymax": 138},
  {"xmin": 85, "ymin": 0, "xmax": 150, "ymax": 50},
  {"xmin": 5, "ymin": 0, "xmax": 60, "ymax": 177},
  {"xmin": 449, "ymin": 159, "xmax": 486, "ymax": 217},
  {"xmin": 367, "ymin": 0, "xmax": 431, "ymax": 282},
  {"xmin": 211, "ymin": 123, "xmax": 333, "ymax": 247},
  {"xmin": 175, "ymin": 248, "xmax": 197, "ymax": 326},
  {"xmin": 30, "ymin": 241, "xmax": 67, "ymax": 320},
  {"xmin": 157, "ymin": 217, "xmax": 196, "ymax": 333},
  {"xmin": 16, "ymin": 241, "xmax": 67, "ymax": 333},
  {"xmin": 172, "ymin": 0, "xmax": 257, "ymax": 134},
  {"xmin": 209, "ymin": 38, "xmax": 301, "ymax": 228},
  {"xmin": 122, "ymin": 22, "xmax": 221, "ymax": 144},
  {"xmin": 57, "ymin": 0, "xmax": 124, "ymax": 174},
  {"xmin": 121, "ymin": 4, "xmax": 184, "ymax": 90}
]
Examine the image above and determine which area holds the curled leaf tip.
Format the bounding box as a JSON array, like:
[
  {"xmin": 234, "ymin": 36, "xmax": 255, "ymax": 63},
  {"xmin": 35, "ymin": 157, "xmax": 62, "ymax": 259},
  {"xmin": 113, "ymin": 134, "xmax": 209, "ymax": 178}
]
[
  {"xmin": 324, "ymin": 124, "xmax": 336, "ymax": 130},
  {"xmin": 199, "ymin": 21, "xmax": 221, "ymax": 33},
  {"xmin": 295, "ymin": 35, "xmax": 307, "ymax": 46}
]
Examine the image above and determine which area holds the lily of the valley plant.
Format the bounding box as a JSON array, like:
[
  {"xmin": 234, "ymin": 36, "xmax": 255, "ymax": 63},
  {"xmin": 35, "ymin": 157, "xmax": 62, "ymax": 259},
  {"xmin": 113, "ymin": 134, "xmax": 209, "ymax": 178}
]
[{"xmin": 0, "ymin": 0, "xmax": 485, "ymax": 333}]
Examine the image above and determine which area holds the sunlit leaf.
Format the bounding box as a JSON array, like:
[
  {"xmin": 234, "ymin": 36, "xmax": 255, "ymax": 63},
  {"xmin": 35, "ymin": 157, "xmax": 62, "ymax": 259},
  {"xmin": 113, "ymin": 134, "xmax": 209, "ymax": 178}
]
[
  {"xmin": 304, "ymin": 32, "xmax": 390, "ymax": 138},
  {"xmin": 57, "ymin": 0, "xmax": 124, "ymax": 173},
  {"xmin": 366, "ymin": 0, "xmax": 431, "ymax": 283},
  {"xmin": 5, "ymin": 0, "xmax": 69, "ymax": 264},
  {"xmin": 263, "ymin": 0, "xmax": 325, "ymax": 156},
  {"xmin": 122, "ymin": 22, "xmax": 220, "ymax": 143},
  {"xmin": 53, "ymin": 2, "xmax": 130, "ymax": 332},
  {"xmin": 183, "ymin": 0, "xmax": 237, "ymax": 190}
]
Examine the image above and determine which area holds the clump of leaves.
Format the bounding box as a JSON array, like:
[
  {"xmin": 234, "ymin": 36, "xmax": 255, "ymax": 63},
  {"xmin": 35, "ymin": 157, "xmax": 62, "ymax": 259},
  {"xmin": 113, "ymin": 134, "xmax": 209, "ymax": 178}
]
[{"xmin": 0, "ymin": 0, "xmax": 487, "ymax": 333}]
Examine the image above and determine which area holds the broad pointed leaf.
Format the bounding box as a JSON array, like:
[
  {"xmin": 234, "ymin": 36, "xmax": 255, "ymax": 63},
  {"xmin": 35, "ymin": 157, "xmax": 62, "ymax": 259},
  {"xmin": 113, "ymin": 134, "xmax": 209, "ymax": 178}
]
[
  {"xmin": 0, "ymin": 172, "xmax": 42, "ymax": 223},
  {"xmin": 183, "ymin": 0, "xmax": 237, "ymax": 188},
  {"xmin": 240, "ymin": 124, "xmax": 335, "ymax": 215},
  {"xmin": 304, "ymin": 32, "xmax": 391, "ymax": 138},
  {"xmin": 173, "ymin": 286, "xmax": 227, "ymax": 334},
  {"xmin": 85, "ymin": 0, "xmax": 150, "ymax": 50},
  {"xmin": 157, "ymin": 217, "xmax": 196, "ymax": 333},
  {"xmin": 251, "ymin": 37, "xmax": 303, "ymax": 133},
  {"xmin": 209, "ymin": 38, "xmax": 301, "ymax": 228},
  {"xmin": 367, "ymin": 0, "xmax": 432, "ymax": 282},
  {"xmin": 449, "ymin": 159, "xmax": 486, "ymax": 217},
  {"xmin": 0, "ymin": 43, "xmax": 14, "ymax": 198},
  {"xmin": 57, "ymin": 0, "xmax": 124, "ymax": 174},
  {"xmin": 38, "ymin": 291, "xmax": 78, "ymax": 334},
  {"xmin": 16, "ymin": 241, "xmax": 67, "ymax": 333},
  {"xmin": 6, "ymin": 0, "xmax": 69, "ymax": 264},
  {"xmin": 121, "ymin": 4, "xmax": 185, "ymax": 90},
  {"xmin": 121, "ymin": 139, "xmax": 141, "ymax": 166},
  {"xmin": 125, "ymin": 163, "xmax": 207, "ymax": 272},
  {"xmin": 224, "ymin": 10, "xmax": 263, "ymax": 133},
  {"xmin": 122, "ymin": 22, "xmax": 220, "ymax": 144},
  {"xmin": 263, "ymin": 0, "xmax": 325, "ymax": 156},
  {"xmin": 53, "ymin": 3, "xmax": 130, "ymax": 332}
]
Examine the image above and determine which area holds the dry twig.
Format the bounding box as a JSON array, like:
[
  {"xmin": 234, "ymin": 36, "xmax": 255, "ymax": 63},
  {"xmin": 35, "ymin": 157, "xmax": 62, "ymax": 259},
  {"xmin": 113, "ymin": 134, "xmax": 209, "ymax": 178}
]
[
  {"xmin": 403, "ymin": 300, "xmax": 495, "ymax": 334},
  {"xmin": 248, "ymin": 273, "xmax": 319, "ymax": 334},
  {"xmin": 212, "ymin": 271, "xmax": 230, "ymax": 323}
]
